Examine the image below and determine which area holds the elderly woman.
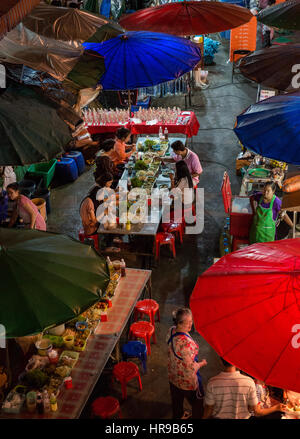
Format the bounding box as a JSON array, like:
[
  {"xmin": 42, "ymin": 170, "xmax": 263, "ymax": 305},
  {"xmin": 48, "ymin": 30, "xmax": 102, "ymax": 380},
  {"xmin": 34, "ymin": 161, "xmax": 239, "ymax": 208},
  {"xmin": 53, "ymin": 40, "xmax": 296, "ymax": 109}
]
[
  {"xmin": 166, "ymin": 307, "xmax": 207, "ymax": 419},
  {"xmin": 7, "ymin": 183, "xmax": 46, "ymax": 231}
]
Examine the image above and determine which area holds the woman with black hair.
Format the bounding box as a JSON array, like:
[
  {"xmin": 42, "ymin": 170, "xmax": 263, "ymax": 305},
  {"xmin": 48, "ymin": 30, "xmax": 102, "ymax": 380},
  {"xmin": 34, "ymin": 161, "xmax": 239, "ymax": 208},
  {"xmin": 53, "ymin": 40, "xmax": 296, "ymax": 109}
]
[
  {"xmin": 166, "ymin": 307, "xmax": 207, "ymax": 419},
  {"xmin": 169, "ymin": 160, "xmax": 194, "ymax": 209},
  {"xmin": 80, "ymin": 172, "xmax": 113, "ymax": 236},
  {"xmin": 113, "ymin": 127, "xmax": 136, "ymax": 165},
  {"xmin": 249, "ymin": 181, "xmax": 293, "ymax": 244}
]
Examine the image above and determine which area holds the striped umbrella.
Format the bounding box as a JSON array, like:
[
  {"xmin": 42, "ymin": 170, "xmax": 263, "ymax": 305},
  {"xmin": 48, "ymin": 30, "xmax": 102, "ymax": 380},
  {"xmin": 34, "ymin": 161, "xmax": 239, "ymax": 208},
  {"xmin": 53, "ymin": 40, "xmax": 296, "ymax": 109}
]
[{"xmin": 0, "ymin": 0, "xmax": 40, "ymax": 41}]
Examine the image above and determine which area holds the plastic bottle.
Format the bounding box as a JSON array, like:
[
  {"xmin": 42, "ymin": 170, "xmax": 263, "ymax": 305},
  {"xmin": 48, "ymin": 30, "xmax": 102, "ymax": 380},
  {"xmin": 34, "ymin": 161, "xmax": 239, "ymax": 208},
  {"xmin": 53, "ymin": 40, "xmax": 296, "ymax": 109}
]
[
  {"xmin": 120, "ymin": 259, "xmax": 126, "ymax": 277},
  {"xmin": 126, "ymin": 220, "xmax": 131, "ymax": 231},
  {"xmin": 106, "ymin": 257, "xmax": 113, "ymax": 274},
  {"xmin": 50, "ymin": 393, "xmax": 58, "ymax": 412},
  {"xmin": 159, "ymin": 126, "xmax": 163, "ymax": 139},
  {"xmin": 36, "ymin": 392, "xmax": 44, "ymax": 414},
  {"xmin": 43, "ymin": 390, "xmax": 51, "ymax": 413},
  {"xmin": 164, "ymin": 127, "xmax": 168, "ymax": 140}
]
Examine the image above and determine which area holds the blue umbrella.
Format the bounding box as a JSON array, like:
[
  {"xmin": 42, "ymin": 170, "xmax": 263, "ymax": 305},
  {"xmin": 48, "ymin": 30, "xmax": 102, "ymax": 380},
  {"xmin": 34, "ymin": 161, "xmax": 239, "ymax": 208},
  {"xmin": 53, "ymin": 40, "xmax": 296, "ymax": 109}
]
[
  {"xmin": 234, "ymin": 92, "xmax": 300, "ymax": 165},
  {"xmin": 82, "ymin": 31, "xmax": 201, "ymax": 90}
]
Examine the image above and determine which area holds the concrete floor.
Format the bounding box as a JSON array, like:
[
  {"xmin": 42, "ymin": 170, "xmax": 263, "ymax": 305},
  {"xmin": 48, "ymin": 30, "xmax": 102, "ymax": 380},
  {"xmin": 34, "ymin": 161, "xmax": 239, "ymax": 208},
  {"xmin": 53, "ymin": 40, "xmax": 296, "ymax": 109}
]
[{"xmin": 47, "ymin": 39, "xmax": 258, "ymax": 419}]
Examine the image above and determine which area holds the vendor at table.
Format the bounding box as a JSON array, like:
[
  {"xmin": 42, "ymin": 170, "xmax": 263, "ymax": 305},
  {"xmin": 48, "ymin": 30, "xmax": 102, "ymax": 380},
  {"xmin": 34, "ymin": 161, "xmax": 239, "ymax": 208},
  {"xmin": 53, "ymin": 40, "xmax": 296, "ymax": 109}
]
[
  {"xmin": 94, "ymin": 139, "xmax": 120, "ymax": 188},
  {"xmin": 163, "ymin": 140, "xmax": 202, "ymax": 188},
  {"xmin": 80, "ymin": 173, "xmax": 114, "ymax": 236},
  {"xmin": 6, "ymin": 183, "xmax": 46, "ymax": 231},
  {"xmin": 113, "ymin": 127, "xmax": 136, "ymax": 166},
  {"xmin": 249, "ymin": 182, "xmax": 293, "ymax": 244}
]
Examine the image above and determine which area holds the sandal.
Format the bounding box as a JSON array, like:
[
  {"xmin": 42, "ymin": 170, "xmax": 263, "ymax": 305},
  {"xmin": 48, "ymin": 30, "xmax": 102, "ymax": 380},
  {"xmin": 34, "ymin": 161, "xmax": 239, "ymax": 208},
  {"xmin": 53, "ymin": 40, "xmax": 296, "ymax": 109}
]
[{"xmin": 181, "ymin": 410, "xmax": 192, "ymax": 419}]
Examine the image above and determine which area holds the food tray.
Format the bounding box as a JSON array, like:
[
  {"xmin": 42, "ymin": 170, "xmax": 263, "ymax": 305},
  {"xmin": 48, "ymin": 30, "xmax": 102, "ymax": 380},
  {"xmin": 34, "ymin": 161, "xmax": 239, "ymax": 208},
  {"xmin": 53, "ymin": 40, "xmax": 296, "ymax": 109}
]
[
  {"xmin": 248, "ymin": 168, "xmax": 270, "ymax": 178},
  {"xmin": 59, "ymin": 351, "xmax": 79, "ymax": 369},
  {"xmin": 1, "ymin": 388, "xmax": 26, "ymax": 414},
  {"xmin": 283, "ymin": 408, "xmax": 300, "ymax": 417},
  {"xmin": 43, "ymin": 334, "xmax": 64, "ymax": 348},
  {"xmin": 73, "ymin": 338, "xmax": 87, "ymax": 352}
]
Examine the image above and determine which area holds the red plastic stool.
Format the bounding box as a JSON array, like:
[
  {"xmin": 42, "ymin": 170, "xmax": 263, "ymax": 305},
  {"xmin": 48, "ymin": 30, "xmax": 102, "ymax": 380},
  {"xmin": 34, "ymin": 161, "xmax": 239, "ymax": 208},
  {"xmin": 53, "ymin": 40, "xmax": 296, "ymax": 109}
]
[
  {"xmin": 160, "ymin": 222, "xmax": 183, "ymax": 244},
  {"xmin": 154, "ymin": 232, "xmax": 176, "ymax": 260},
  {"xmin": 78, "ymin": 228, "xmax": 99, "ymax": 251},
  {"xmin": 134, "ymin": 300, "xmax": 160, "ymax": 343},
  {"xmin": 91, "ymin": 396, "xmax": 121, "ymax": 419},
  {"xmin": 129, "ymin": 321, "xmax": 155, "ymax": 355},
  {"xmin": 112, "ymin": 361, "xmax": 142, "ymax": 400}
]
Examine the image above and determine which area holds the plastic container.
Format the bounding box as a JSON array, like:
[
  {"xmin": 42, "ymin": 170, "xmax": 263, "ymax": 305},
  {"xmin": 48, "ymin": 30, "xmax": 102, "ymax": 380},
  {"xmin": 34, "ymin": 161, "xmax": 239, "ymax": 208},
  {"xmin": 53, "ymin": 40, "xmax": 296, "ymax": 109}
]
[
  {"xmin": 2, "ymin": 387, "xmax": 26, "ymax": 414},
  {"xmin": 59, "ymin": 351, "xmax": 79, "ymax": 369},
  {"xmin": 33, "ymin": 188, "xmax": 51, "ymax": 214},
  {"xmin": 35, "ymin": 338, "xmax": 52, "ymax": 356},
  {"xmin": 64, "ymin": 151, "xmax": 85, "ymax": 175},
  {"xmin": 27, "ymin": 159, "xmax": 57, "ymax": 188},
  {"xmin": 31, "ymin": 198, "xmax": 47, "ymax": 221},
  {"xmin": 48, "ymin": 324, "xmax": 65, "ymax": 336},
  {"xmin": 19, "ymin": 179, "xmax": 36, "ymax": 197},
  {"xmin": 55, "ymin": 158, "xmax": 78, "ymax": 184},
  {"xmin": 63, "ymin": 335, "xmax": 74, "ymax": 349},
  {"xmin": 26, "ymin": 391, "xmax": 37, "ymax": 414}
]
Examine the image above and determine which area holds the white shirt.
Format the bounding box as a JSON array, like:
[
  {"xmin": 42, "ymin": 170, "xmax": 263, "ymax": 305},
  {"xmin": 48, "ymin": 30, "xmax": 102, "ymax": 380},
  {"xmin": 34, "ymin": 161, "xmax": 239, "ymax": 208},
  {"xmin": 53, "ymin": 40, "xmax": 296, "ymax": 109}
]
[{"xmin": 205, "ymin": 371, "xmax": 258, "ymax": 419}]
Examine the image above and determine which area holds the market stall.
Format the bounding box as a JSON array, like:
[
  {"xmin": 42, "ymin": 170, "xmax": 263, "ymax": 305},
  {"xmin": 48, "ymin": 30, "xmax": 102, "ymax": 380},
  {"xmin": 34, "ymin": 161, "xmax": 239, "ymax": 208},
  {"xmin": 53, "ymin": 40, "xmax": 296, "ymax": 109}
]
[
  {"xmin": 0, "ymin": 268, "xmax": 151, "ymax": 419},
  {"xmin": 239, "ymin": 156, "xmax": 287, "ymax": 196},
  {"xmin": 85, "ymin": 108, "xmax": 200, "ymax": 138},
  {"xmin": 97, "ymin": 135, "xmax": 183, "ymax": 265}
]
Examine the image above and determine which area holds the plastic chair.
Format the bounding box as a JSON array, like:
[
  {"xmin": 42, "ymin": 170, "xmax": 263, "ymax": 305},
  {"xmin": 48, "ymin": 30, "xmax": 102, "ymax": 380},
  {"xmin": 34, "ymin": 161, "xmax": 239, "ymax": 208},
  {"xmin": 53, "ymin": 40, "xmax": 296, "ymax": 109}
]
[
  {"xmin": 121, "ymin": 341, "xmax": 147, "ymax": 374},
  {"xmin": 134, "ymin": 299, "xmax": 160, "ymax": 327},
  {"xmin": 154, "ymin": 232, "xmax": 176, "ymax": 260},
  {"xmin": 91, "ymin": 396, "xmax": 121, "ymax": 419},
  {"xmin": 160, "ymin": 222, "xmax": 183, "ymax": 244},
  {"xmin": 78, "ymin": 228, "xmax": 99, "ymax": 251},
  {"xmin": 231, "ymin": 50, "xmax": 251, "ymax": 83},
  {"xmin": 112, "ymin": 362, "xmax": 142, "ymax": 400},
  {"xmin": 129, "ymin": 321, "xmax": 155, "ymax": 355}
]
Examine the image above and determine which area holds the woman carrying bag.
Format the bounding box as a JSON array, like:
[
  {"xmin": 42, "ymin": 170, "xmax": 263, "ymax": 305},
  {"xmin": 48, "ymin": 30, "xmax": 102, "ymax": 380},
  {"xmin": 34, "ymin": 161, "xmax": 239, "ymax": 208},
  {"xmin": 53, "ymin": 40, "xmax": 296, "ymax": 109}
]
[{"xmin": 166, "ymin": 308, "xmax": 207, "ymax": 419}]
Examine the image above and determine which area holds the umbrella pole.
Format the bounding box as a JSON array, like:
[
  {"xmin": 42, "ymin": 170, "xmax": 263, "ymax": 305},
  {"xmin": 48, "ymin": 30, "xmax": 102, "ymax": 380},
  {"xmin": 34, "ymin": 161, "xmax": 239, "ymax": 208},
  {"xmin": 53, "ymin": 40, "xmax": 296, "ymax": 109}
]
[{"xmin": 128, "ymin": 90, "xmax": 131, "ymax": 118}]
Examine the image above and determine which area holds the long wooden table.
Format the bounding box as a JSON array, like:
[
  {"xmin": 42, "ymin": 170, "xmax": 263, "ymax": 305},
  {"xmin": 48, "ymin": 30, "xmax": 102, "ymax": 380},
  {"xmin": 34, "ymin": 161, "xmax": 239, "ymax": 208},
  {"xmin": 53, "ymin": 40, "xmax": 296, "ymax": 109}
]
[{"xmin": 1, "ymin": 268, "xmax": 151, "ymax": 419}]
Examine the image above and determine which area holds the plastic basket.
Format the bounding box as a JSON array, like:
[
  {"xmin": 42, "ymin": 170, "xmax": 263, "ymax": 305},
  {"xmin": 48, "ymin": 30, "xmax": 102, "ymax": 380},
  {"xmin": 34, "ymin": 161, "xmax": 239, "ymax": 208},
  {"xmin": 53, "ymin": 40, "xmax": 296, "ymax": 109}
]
[
  {"xmin": 27, "ymin": 159, "xmax": 57, "ymax": 188},
  {"xmin": 59, "ymin": 351, "xmax": 79, "ymax": 369},
  {"xmin": 1, "ymin": 387, "xmax": 26, "ymax": 414}
]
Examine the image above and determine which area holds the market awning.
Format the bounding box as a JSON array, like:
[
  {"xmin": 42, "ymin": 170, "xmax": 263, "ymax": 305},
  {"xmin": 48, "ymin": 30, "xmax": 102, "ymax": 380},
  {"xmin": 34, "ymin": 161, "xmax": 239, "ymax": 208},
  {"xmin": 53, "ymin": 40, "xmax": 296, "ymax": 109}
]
[{"xmin": 0, "ymin": 0, "xmax": 40, "ymax": 41}]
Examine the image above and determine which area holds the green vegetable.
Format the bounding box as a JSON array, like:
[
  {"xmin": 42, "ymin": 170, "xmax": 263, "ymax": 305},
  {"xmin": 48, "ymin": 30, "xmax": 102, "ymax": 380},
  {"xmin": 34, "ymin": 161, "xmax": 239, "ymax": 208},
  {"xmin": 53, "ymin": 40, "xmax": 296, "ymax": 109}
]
[
  {"xmin": 144, "ymin": 139, "xmax": 157, "ymax": 149},
  {"xmin": 131, "ymin": 177, "xmax": 143, "ymax": 188},
  {"xmin": 23, "ymin": 369, "xmax": 50, "ymax": 389},
  {"xmin": 134, "ymin": 160, "xmax": 148, "ymax": 171}
]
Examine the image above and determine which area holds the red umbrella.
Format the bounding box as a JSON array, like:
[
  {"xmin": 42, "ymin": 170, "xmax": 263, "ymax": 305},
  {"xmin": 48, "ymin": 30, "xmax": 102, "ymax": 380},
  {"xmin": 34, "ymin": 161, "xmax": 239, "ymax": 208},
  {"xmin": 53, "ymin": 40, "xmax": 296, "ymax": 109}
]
[
  {"xmin": 190, "ymin": 239, "xmax": 300, "ymax": 392},
  {"xmin": 119, "ymin": 1, "xmax": 253, "ymax": 36}
]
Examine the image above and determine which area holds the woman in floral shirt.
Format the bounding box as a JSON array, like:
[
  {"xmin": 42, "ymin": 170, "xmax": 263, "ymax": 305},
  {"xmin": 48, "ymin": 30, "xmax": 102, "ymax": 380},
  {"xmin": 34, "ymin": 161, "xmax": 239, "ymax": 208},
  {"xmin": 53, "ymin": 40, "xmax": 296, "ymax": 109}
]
[{"xmin": 166, "ymin": 308, "xmax": 207, "ymax": 419}]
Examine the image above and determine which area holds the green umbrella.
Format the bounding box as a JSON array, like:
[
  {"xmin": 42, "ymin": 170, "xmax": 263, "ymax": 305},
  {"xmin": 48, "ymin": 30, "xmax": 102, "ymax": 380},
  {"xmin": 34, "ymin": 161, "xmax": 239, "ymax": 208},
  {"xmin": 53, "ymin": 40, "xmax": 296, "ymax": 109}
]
[
  {"xmin": 0, "ymin": 228, "xmax": 110, "ymax": 338},
  {"xmin": 0, "ymin": 84, "xmax": 73, "ymax": 166},
  {"xmin": 84, "ymin": 0, "xmax": 101, "ymax": 14}
]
